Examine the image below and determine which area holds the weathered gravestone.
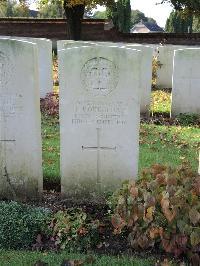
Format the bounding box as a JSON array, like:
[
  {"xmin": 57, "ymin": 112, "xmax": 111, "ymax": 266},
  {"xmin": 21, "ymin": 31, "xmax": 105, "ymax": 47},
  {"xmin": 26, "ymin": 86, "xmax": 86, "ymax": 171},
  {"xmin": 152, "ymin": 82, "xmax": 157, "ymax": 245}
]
[
  {"xmin": 57, "ymin": 40, "xmax": 97, "ymax": 51},
  {"xmin": 57, "ymin": 41, "xmax": 153, "ymax": 115},
  {"xmin": 156, "ymin": 45, "xmax": 200, "ymax": 89},
  {"xmin": 102, "ymin": 43, "xmax": 153, "ymax": 115},
  {"xmin": 92, "ymin": 43, "xmax": 153, "ymax": 115},
  {"xmin": 171, "ymin": 48, "xmax": 200, "ymax": 116},
  {"xmin": 125, "ymin": 44, "xmax": 153, "ymax": 115},
  {"xmin": 0, "ymin": 36, "xmax": 53, "ymax": 98},
  {"xmin": 23, "ymin": 38, "xmax": 53, "ymax": 98},
  {"xmin": 0, "ymin": 39, "xmax": 43, "ymax": 201},
  {"xmin": 58, "ymin": 46, "xmax": 141, "ymax": 199},
  {"xmin": 156, "ymin": 45, "xmax": 183, "ymax": 89}
]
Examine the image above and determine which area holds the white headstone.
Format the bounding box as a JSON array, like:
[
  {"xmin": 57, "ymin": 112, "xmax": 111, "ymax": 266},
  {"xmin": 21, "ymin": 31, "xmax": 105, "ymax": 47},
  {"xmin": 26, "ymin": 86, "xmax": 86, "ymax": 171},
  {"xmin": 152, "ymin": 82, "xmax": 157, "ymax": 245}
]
[
  {"xmin": 156, "ymin": 45, "xmax": 200, "ymax": 89},
  {"xmin": 171, "ymin": 48, "xmax": 200, "ymax": 116},
  {"xmin": 58, "ymin": 46, "xmax": 141, "ymax": 198},
  {"xmin": 26, "ymin": 38, "xmax": 53, "ymax": 98},
  {"xmin": 0, "ymin": 36, "xmax": 53, "ymax": 98},
  {"xmin": 0, "ymin": 39, "xmax": 43, "ymax": 201},
  {"xmin": 156, "ymin": 45, "xmax": 183, "ymax": 88},
  {"xmin": 98, "ymin": 43, "xmax": 153, "ymax": 115},
  {"xmin": 57, "ymin": 41, "xmax": 153, "ymax": 115},
  {"xmin": 126, "ymin": 44, "xmax": 153, "ymax": 115},
  {"xmin": 57, "ymin": 40, "xmax": 97, "ymax": 51}
]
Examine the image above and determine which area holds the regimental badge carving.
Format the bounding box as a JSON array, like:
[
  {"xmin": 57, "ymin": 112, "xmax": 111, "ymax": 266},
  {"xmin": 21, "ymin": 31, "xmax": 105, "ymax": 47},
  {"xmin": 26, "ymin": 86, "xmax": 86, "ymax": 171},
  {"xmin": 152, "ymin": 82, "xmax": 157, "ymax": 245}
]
[
  {"xmin": 81, "ymin": 57, "xmax": 118, "ymax": 96},
  {"xmin": 0, "ymin": 51, "xmax": 13, "ymax": 90}
]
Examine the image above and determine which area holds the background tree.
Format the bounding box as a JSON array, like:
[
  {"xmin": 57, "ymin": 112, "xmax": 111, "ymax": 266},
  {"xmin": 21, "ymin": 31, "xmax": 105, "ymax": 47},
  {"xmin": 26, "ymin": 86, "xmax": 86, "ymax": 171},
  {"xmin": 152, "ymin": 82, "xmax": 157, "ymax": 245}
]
[
  {"xmin": 130, "ymin": 10, "xmax": 156, "ymax": 28},
  {"xmin": 92, "ymin": 10, "xmax": 107, "ymax": 19},
  {"xmin": 192, "ymin": 16, "xmax": 200, "ymax": 32},
  {"xmin": 38, "ymin": 0, "xmax": 115, "ymax": 40},
  {"xmin": 13, "ymin": 1, "xmax": 29, "ymax": 17},
  {"xmin": 165, "ymin": 10, "xmax": 193, "ymax": 32},
  {"xmin": 38, "ymin": 0, "xmax": 63, "ymax": 18},
  {"xmin": 0, "ymin": 0, "xmax": 30, "ymax": 17},
  {"xmin": 161, "ymin": 0, "xmax": 200, "ymax": 15},
  {"xmin": 38, "ymin": 0, "xmax": 131, "ymax": 37},
  {"xmin": 117, "ymin": 0, "xmax": 131, "ymax": 33},
  {"xmin": 0, "ymin": 0, "xmax": 14, "ymax": 17},
  {"xmin": 106, "ymin": 0, "xmax": 131, "ymax": 33}
]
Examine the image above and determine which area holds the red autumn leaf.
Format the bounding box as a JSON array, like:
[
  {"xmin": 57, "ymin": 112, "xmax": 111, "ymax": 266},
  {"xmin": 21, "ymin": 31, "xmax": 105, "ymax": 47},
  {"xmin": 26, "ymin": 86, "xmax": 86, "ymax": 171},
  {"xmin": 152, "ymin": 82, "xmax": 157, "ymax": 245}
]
[
  {"xmin": 111, "ymin": 214, "xmax": 126, "ymax": 234},
  {"xmin": 149, "ymin": 227, "xmax": 163, "ymax": 239},
  {"xmin": 151, "ymin": 164, "xmax": 167, "ymax": 176},
  {"xmin": 161, "ymin": 196, "xmax": 176, "ymax": 223},
  {"xmin": 162, "ymin": 238, "xmax": 175, "ymax": 253},
  {"xmin": 193, "ymin": 177, "xmax": 200, "ymax": 196},
  {"xmin": 77, "ymin": 227, "xmax": 88, "ymax": 236},
  {"xmin": 129, "ymin": 181, "xmax": 138, "ymax": 198},
  {"xmin": 166, "ymin": 176, "xmax": 177, "ymax": 186},
  {"xmin": 156, "ymin": 173, "xmax": 166, "ymax": 185}
]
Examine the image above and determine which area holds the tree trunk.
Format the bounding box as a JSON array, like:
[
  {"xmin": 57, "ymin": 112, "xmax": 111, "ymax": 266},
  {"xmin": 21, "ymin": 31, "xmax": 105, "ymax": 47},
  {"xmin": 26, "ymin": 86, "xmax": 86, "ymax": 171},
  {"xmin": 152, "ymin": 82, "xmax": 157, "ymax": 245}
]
[{"xmin": 63, "ymin": 1, "xmax": 85, "ymax": 40}]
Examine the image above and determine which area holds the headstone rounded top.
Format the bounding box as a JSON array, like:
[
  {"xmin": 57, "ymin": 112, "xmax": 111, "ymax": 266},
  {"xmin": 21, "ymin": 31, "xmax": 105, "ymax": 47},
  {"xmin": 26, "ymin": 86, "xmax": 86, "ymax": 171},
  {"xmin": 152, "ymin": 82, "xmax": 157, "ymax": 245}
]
[{"xmin": 81, "ymin": 57, "xmax": 118, "ymax": 97}]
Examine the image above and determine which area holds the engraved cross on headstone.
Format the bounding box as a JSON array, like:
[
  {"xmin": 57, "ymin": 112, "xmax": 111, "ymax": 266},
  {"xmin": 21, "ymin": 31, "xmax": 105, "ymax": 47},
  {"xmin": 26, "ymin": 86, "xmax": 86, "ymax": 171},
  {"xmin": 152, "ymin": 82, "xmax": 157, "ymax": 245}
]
[{"xmin": 82, "ymin": 128, "xmax": 116, "ymax": 185}]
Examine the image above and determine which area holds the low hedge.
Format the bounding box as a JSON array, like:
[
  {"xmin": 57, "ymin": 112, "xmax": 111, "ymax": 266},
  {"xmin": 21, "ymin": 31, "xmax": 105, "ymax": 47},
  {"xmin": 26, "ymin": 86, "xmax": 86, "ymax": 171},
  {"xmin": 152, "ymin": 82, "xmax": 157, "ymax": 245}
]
[{"xmin": 0, "ymin": 201, "xmax": 51, "ymax": 249}]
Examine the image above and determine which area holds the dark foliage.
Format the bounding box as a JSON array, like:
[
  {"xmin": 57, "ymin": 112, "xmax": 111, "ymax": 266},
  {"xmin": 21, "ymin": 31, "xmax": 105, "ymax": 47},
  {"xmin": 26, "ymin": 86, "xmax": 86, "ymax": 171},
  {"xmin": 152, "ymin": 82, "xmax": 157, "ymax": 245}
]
[
  {"xmin": 0, "ymin": 201, "xmax": 51, "ymax": 249},
  {"xmin": 40, "ymin": 92, "xmax": 59, "ymax": 117}
]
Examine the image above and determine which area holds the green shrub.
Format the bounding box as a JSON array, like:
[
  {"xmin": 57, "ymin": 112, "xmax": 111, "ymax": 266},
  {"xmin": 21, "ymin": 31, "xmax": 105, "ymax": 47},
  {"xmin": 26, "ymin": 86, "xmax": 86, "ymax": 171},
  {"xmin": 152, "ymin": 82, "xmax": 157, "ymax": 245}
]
[
  {"xmin": 176, "ymin": 113, "xmax": 200, "ymax": 126},
  {"xmin": 0, "ymin": 201, "xmax": 51, "ymax": 249},
  {"xmin": 49, "ymin": 208, "xmax": 101, "ymax": 251},
  {"xmin": 109, "ymin": 163, "xmax": 200, "ymax": 260}
]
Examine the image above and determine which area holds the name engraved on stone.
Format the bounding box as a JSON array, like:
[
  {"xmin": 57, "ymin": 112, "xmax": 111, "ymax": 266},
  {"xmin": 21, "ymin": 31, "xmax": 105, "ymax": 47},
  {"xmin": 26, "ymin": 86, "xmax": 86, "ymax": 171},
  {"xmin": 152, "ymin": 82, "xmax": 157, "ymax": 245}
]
[
  {"xmin": 72, "ymin": 100, "xmax": 127, "ymax": 126},
  {"xmin": 0, "ymin": 52, "xmax": 13, "ymax": 89},
  {"xmin": 0, "ymin": 94, "xmax": 23, "ymax": 118},
  {"xmin": 81, "ymin": 57, "xmax": 118, "ymax": 96}
]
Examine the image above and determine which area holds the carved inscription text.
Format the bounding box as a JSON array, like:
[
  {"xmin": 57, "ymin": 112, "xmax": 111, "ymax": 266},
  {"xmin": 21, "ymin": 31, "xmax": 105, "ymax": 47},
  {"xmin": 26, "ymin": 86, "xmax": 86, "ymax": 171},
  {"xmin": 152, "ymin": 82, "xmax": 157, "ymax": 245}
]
[
  {"xmin": 72, "ymin": 100, "xmax": 127, "ymax": 126},
  {"xmin": 0, "ymin": 94, "xmax": 23, "ymax": 119},
  {"xmin": 0, "ymin": 51, "xmax": 13, "ymax": 89}
]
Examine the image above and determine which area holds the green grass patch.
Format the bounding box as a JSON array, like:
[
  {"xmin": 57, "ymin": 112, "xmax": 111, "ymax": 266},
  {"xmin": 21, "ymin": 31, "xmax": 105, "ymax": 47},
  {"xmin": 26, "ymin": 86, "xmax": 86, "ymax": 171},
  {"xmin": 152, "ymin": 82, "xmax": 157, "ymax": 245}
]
[
  {"xmin": 0, "ymin": 250, "xmax": 155, "ymax": 266},
  {"xmin": 139, "ymin": 123, "xmax": 200, "ymax": 172},
  {"xmin": 41, "ymin": 115, "xmax": 60, "ymax": 185}
]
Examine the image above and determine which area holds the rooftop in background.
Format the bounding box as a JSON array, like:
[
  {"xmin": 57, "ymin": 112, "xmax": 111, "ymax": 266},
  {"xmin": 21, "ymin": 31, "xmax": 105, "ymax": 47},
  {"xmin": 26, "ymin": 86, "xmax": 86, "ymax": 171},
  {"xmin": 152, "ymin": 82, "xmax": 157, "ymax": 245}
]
[
  {"xmin": 131, "ymin": 21, "xmax": 165, "ymax": 33},
  {"xmin": 29, "ymin": 9, "xmax": 39, "ymax": 18}
]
